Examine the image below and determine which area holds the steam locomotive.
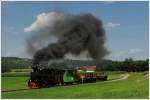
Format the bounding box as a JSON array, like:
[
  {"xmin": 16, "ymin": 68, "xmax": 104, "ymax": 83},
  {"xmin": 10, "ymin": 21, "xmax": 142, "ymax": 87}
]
[{"xmin": 28, "ymin": 66, "xmax": 107, "ymax": 89}]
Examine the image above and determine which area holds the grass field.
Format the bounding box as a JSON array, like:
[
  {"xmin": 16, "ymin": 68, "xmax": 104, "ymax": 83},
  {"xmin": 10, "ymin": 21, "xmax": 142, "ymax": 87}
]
[
  {"xmin": 2, "ymin": 72, "xmax": 30, "ymax": 77},
  {"xmin": 1, "ymin": 72, "xmax": 148, "ymax": 99},
  {"xmin": 2, "ymin": 77, "xmax": 29, "ymax": 90}
]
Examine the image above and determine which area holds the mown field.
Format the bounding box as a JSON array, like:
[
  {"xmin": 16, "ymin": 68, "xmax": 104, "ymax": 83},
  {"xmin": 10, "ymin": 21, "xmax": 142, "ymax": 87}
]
[{"xmin": 1, "ymin": 72, "xmax": 148, "ymax": 99}]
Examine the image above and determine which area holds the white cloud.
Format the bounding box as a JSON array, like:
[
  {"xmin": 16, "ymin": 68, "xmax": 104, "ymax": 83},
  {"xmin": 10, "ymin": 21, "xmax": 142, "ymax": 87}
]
[
  {"xmin": 24, "ymin": 12, "xmax": 65, "ymax": 33},
  {"xmin": 12, "ymin": 31, "xmax": 19, "ymax": 35},
  {"xmin": 4, "ymin": 47, "xmax": 31, "ymax": 58},
  {"xmin": 107, "ymin": 51, "xmax": 127, "ymax": 60},
  {"xmin": 105, "ymin": 22, "xmax": 120, "ymax": 28},
  {"xmin": 106, "ymin": 48, "xmax": 143, "ymax": 61},
  {"xmin": 129, "ymin": 48, "xmax": 142, "ymax": 54},
  {"xmin": 103, "ymin": 1, "xmax": 115, "ymax": 4},
  {"xmin": 7, "ymin": 27, "xmax": 20, "ymax": 35}
]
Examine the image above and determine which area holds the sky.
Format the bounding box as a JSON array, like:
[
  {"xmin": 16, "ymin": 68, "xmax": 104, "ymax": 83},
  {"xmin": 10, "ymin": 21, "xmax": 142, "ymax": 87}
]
[{"xmin": 1, "ymin": 1, "xmax": 149, "ymax": 61}]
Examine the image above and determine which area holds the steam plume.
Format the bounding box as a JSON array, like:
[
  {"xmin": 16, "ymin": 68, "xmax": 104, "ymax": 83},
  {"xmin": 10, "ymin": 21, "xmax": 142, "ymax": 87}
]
[{"xmin": 25, "ymin": 12, "xmax": 109, "ymax": 65}]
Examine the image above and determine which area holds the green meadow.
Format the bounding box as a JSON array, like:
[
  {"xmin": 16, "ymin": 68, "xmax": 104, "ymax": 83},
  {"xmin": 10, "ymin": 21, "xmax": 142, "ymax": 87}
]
[{"xmin": 1, "ymin": 72, "xmax": 148, "ymax": 99}]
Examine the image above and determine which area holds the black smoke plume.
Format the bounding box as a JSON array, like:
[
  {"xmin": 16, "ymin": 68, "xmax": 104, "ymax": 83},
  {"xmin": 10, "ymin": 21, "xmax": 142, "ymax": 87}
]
[{"xmin": 25, "ymin": 12, "xmax": 109, "ymax": 65}]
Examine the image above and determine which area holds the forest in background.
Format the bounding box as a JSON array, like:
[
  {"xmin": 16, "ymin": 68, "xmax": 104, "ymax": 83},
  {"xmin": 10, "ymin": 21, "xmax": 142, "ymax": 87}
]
[{"xmin": 1, "ymin": 57, "xmax": 149, "ymax": 73}]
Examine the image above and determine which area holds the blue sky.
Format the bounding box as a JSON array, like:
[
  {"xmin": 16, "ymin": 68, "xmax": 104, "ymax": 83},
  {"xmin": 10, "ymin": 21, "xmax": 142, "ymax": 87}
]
[{"xmin": 1, "ymin": 1, "xmax": 149, "ymax": 61}]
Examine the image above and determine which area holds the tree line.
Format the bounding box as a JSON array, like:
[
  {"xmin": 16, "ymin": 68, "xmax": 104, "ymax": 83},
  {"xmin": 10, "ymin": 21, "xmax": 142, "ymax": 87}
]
[
  {"xmin": 1, "ymin": 57, "xmax": 149, "ymax": 73},
  {"xmin": 1, "ymin": 57, "xmax": 32, "ymax": 73},
  {"xmin": 96, "ymin": 58, "xmax": 148, "ymax": 72}
]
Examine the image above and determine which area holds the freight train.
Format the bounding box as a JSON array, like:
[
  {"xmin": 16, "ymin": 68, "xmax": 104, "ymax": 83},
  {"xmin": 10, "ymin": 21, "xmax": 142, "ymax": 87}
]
[{"xmin": 28, "ymin": 66, "xmax": 107, "ymax": 89}]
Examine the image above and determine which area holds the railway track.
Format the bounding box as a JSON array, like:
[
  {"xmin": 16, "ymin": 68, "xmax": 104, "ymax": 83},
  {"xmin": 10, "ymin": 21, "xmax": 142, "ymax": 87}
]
[
  {"xmin": 2, "ymin": 73, "xmax": 130, "ymax": 93},
  {"xmin": 2, "ymin": 88, "xmax": 30, "ymax": 92}
]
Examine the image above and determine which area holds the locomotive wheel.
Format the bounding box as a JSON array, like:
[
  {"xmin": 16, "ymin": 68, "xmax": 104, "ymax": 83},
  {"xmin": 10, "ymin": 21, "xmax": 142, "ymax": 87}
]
[
  {"xmin": 104, "ymin": 76, "xmax": 108, "ymax": 81},
  {"xmin": 28, "ymin": 80, "xmax": 39, "ymax": 89}
]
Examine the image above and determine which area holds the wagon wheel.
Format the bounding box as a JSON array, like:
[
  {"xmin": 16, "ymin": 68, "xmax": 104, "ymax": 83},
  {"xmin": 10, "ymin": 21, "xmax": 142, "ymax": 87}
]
[{"xmin": 28, "ymin": 80, "xmax": 39, "ymax": 89}]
